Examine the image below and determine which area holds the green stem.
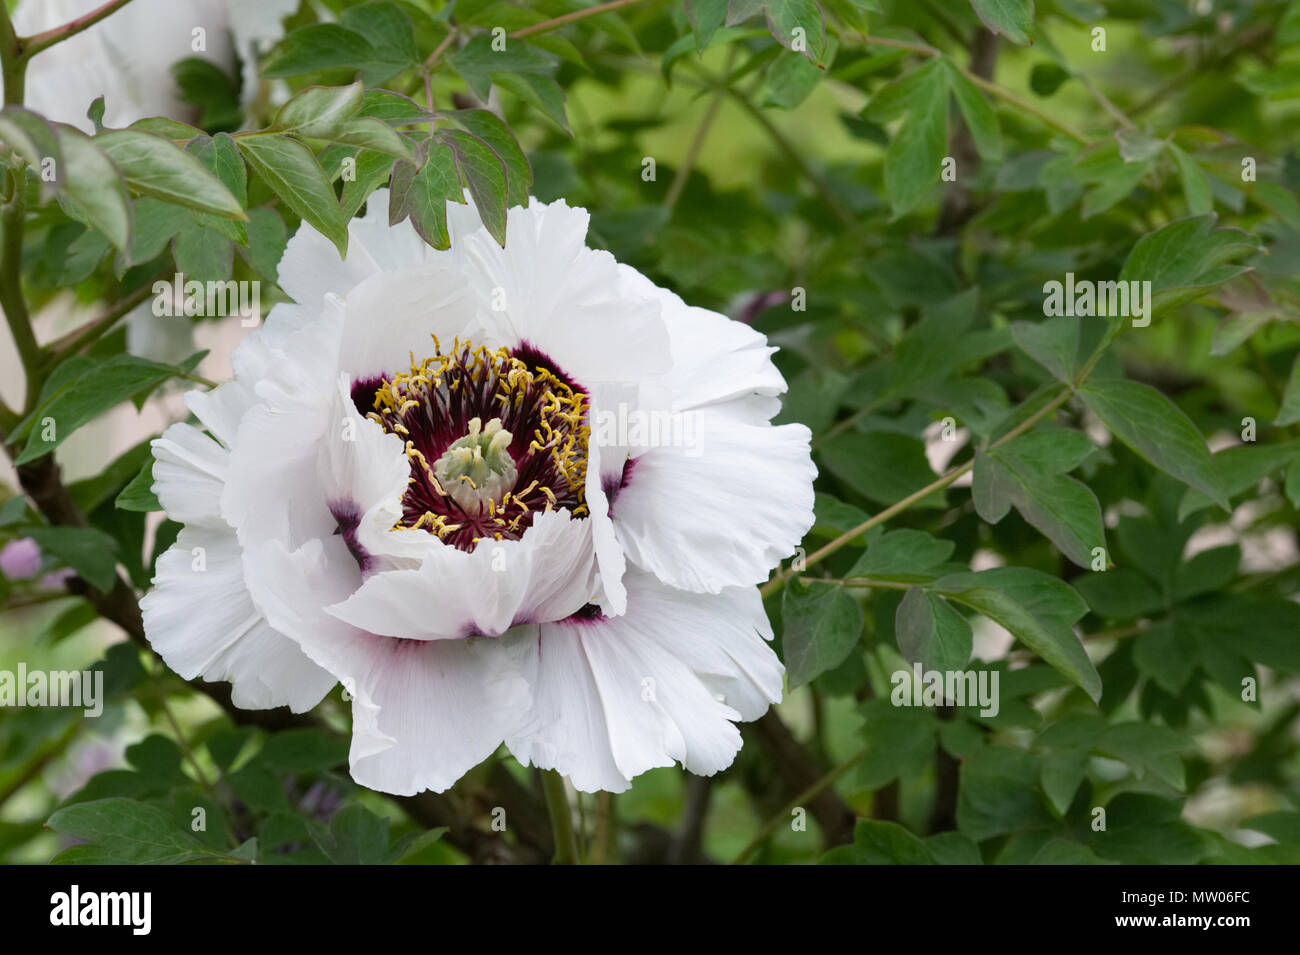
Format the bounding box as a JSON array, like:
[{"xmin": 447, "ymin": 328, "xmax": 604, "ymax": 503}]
[
  {"xmin": 762, "ymin": 386, "xmax": 1075, "ymax": 598},
  {"xmin": 731, "ymin": 746, "xmax": 869, "ymax": 865},
  {"xmin": 0, "ymin": 3, "xmax": 24, "ymax": 104},
  {"xmin": 1, "ymin": 167, "xmax": 43, "ymax": 409},
  {"xmin": 509, "ymin": 0, "xmax": 650, "ymax": 39},
  {"xmin": 541, "ymin": 769, "xmax": 579, "ymax": 865}
]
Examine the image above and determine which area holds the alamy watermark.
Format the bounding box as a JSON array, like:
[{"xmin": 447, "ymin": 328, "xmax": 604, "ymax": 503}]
[
  {"xmin": 592, "ymin": 403, "xmax": 701, "ymax": 456},
  {"xmin": 890, "ymin": 662, "xmax": 1000, "ymax": 717},
  {"xmin": 0, "ymin": 663, "xmax": 103, "ymax": 716},
  {"xmin": 1043, "ymin": 272, "xmax": 1153, "ymax": 327},
  {"xmin": 152, "ymin": 272, "xmax": 261, "ymax": 326}
]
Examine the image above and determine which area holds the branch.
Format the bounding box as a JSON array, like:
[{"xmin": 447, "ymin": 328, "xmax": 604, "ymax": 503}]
[
  {"xmin": 44, "ymin": 278, "xmax": 160, "ymax": 360},
  {"xmin": 1, "ymin": 168, "xmax": 42, "ymax": 407},
  {"xmin": 762, "ymin": 386, "xmax": 1075, "ymax": 598},
  {"xmin": 509, "ymin": 0, "xmax": 650, "ymax": 40},
  {"xmin": 17, "ymin": 0, "xmax": 136, "ymax": 61},
  {"xmin": 846, "ymin": 33, "xmax": 1092, "ymax": 146}
]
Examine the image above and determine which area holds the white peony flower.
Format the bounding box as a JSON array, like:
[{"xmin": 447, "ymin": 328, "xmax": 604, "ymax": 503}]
[
  {"xmin": 141, "ymin": 193, "xmax": 816, "ymax": 795},
  {"xmin": 11, "ymin": 0, "xmax": 297, "ymax": 131}
]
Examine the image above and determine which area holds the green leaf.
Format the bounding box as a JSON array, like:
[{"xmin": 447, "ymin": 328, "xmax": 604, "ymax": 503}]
[
  {"xmin": 895, "ymin": 587, "xmax": 973, "ymax": 672},
  {"xmin": 781, "ymin": 579, "xmax": 863, "ymax": 688},
  {"xmin": 882, "ymin": 61, "xmax": 948, "ymax": 217},
  {"xmin": 54, "ymin": 127, "xmax": 131, "ymax": 250},
  {"xmin": 26, "ymin": 526, "xmax": 120, "ymax": 592},
  {"xmin": 821, "ymin": 819, "xmax": 936, "ymax": 864},
  {"xmin": 263, "ymin": 23, "xmax": 411, "ymax": 83},
  {"xmin": 1040, "ymin": 748, "xmax": 1088, "ymax": 815},
  {"xmin": 975, "ymin": 434, "xmax": 1105, "ymax": 568},
  {"xmin": 969, "ymin": 0, "xmax": 1035, "ymax": 45},
  {"xmin": 1089, "ymin": 793, "xmax": 1208, "ymax": 864},
  {"xmin": 942, "ymin": 59, "xmax": 1002, "ymax": 160},
  {"xmin": 765, "ymin": 50, "xmax": 824, "ymax": 109},
  {"xmin": 847, "ymin": 529, "xmax": 955, "ymax": 581},
  {"xmin": 243, "ymin": 206, "xmax": 288, "ymax": 281},
  {"xmin": 389, "ymin": 143, "xmax": 464, "ymax": 249},
  {"xmin": 257, "ymin": 728, "xmax": 348, "ymax": 773},
  {"xmin": 856, "ymin": 698, "xmax": 936, "ymax": 788},
  {"xmin": 1011, "ymin": 314, "xmax": 1078, "ymax": 383},
  {"xmin": 340, "ymin": 149, "xmax": 400, "ymax": 221},
  {"xmin": 447, "ymin": 109, "xmax": 532, "ymax": 207},
  {"xmin": 763, "ymin": 0, "xmax": 831, "ymax": 68},
  {"xmin": 172, "ymin": 222, "xmax": 234, "ymax": 283},
  {"xmin": 0, "ymin": 106, "xmax": 61, "ymax": 197},
  {"xmin": 1118, "ymin": 214, "xmax": 1260, "ymax": 315},
  {"xmin": 95, "ymin": 130, "xmax": 246, "ymax": 220},
  {"xmin": 687, "ymin": 0, "xmax": 730, "ymax": 49},
  {"xmin": 47, "ymin": 798, "xmax": 221, "ymax": 865},
  {"xmin": 1276, "ymin": 354, "xmax": 1300, "ymax": 426},
  {"xmin": 492, "ymin": 71, "xmax": 571, "ymax": 134},
  {"xmin": 16, "ymin": 355, "xmax": 188, "ymax": 465},
  {"xmin": 275, "ymin": 82, "xmax": 412, "ymax": 161},
  {"xmin": 1168, "ymin": 143, "xmax": 1213, "ymax": 215},
  {"xmin": 339, "ymin": 1, "xmax": 419, "ymax": 84},
  {"xmin": 441, "ymin": 129, "xmax": 508, "ymax": 246},
  {"xmin": 1133, "ymin": 621, "xmax": 1195, "ymax": 696},
  {"xmin": 956, "ymin": 745, "xmax": 1053, "ymax": 841},
  {"xmin": 116, "ymin": 459, "xmax": 160, "ymax": 513},
  {"xmin": 819, "ymin": 431, "xmax": 944, "ymax": 509},
  {"xmin": 310, "ymin": 804, "xmax": 391, "ymax": 865},
  {"xmin": 236, "ymin": 134, "xmax": 348, "ymax": 257},
  {"xmin": 1078, "ymin": 378, "xmax": 1227, "ymax": 508},
  {"xmin": 1074, "ymin": 569, "xmax": 1163, "ymax": 619},
  {"xmin": 935, "ymin": 569, "xmax": 1100, "ymax": 701}
]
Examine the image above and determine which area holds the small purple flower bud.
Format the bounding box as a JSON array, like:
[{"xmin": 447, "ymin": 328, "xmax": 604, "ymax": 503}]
[{"xmin": 0, "ymin": 537, "xmax": 42, "ymax": 581}]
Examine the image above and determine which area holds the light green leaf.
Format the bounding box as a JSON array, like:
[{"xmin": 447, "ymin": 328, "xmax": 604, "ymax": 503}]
[
  {"xmin": 236, "ymin": 134, "xmax": 348, "ymax": 256},
  {"xmin": 96, "ymin": 129, "xmax": 246, "ymax": 221},
  {"xmin": 970, "ymin": 0, "xmax": 1035, "ymax": 45}
]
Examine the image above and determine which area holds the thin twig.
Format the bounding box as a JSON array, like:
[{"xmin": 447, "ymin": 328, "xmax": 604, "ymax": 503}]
[
  {"xmin": 18, "ymin": 0, "xmax": 136, "ymax": 61},
  {"xmin": 510, "ymin": 0, "xmax": 649, "ymax": 40}
]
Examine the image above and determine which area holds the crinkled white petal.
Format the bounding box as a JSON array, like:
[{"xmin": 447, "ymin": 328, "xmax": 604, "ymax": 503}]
[
  {"xmin": 141, "ymin": 526, "xmax": 336, "ymax": 712},
  {"xmin": 150, "ymin": 422, "xmax": 228, "ymax": 528},
  {"xmin": 326, "ymin": 510, "xmax": 598, "ymax": 640},
  {"xmin": 616, "ymin": 263, "xmax": 788, "ymax": 411},
  {"xmin": 461, "ymin": 200, "xmax": 673, "ymax": 388},
  {"xmin": 244, "ymin": 537, "xmax": 534, "ymax": 795},
  {"xmin": 612, "ymin": 406, "xmax": 816, "ymax": 593},
  {"xmin": 510, "ymin": 570, "xmax": 780, "ymax": 788},
  {"xmin": 335, "ymin": 263, "xmax": 482, "ymax": 381}
]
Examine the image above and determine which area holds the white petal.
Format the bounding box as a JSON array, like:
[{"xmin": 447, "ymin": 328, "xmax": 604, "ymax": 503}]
[
  {"xmin": 276, "ymin": 189, "xmax": 430, "ymax": 307},
  {"xmin": 460, "ymin": 199, "xmax": 673, "ymax": 388},
  {"xmin": 504, "ymin": 626, "xmax": 630, "ymax": 793},
  {"xmin": 522, "ymin": 571, "xmax": 781, "ymax": 785},
  {"xmin": 612, "ymin": 406, "xmax": 816, "ymax": 592},
  {"xmin": 151, "ymin": 423, "xmax": 228, "ymax": 527},
  {"xmin": 244, "ymin": 538, "xmax": 534, "ymax": 795},
  {"xmin": 326, "ymin": 509, "xmax": 597, "ymax": 639},
  {"xmin": 335, "ymin": 263, "xmax": 481, "ymax": 381},
  {"xmin": 141, "ymin": 526, "xmax": 335, "ymax": 712},
  {"xmin": 617, "ymin": 263, "xmax": 788, "ymax": 411}
]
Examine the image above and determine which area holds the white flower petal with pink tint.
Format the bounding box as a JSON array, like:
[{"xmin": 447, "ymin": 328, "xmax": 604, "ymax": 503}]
[{"xmin": 144, "ymin": 191, "xmax": 815, "ymax": 796}]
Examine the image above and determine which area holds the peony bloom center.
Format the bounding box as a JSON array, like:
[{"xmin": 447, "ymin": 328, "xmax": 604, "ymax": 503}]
[
  {"xmin": 354, "ymin": 339, "xmax": 590, "ymax": 550},
  {"xmin": 434, "ymin": 416, "xmax": 518, "ymax": 514}
]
